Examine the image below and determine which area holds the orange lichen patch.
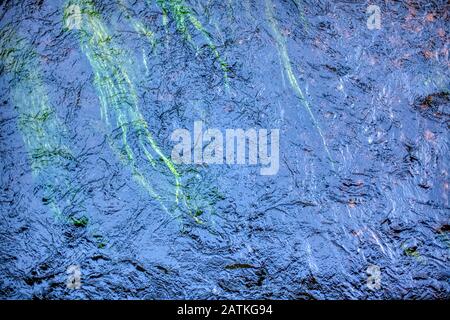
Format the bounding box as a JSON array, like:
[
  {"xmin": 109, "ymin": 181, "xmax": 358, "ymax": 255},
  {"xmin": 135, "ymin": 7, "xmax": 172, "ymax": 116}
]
[
  {"xmin": 435, "ymin": 224, "xmax": 450, "ymax": 234},
  {"xmin": 324, "ymin": 111, "xmax": 334, "ymax": 119},
  {"xmin": 424, "ymin": 129, "xmax": 435, "ymax": 141},
  {"xmin": 420, "ymin": 95, "xmax": 433, "ymax": 109},
  {"xmin": 351, "ymin": 229, "xmax": 363, "ymax": 237},
  {"xmin": 425, "ymin": 12, "xmax": 435, "ymax": 22},
  {"xmin": 423, "ymin": 50, "xmax": 435, "ymax": 59},
  {"xmin": 437, "ymin": 28, "xmax": 446, "ymax": 38},
  {"xmin": 407, "ymin": 4, "xmax": 417, "ymax": 17},
  {"xmin": 405, "ymin": 0, "xmax": 418, "ymax": 25},
  {"xmin": 348, "ymin": 199, "xmax": 357, "ymax": 208},
  {"xmin": 393, "ymin": 52, "xmax": 411, "ymax": 68}
]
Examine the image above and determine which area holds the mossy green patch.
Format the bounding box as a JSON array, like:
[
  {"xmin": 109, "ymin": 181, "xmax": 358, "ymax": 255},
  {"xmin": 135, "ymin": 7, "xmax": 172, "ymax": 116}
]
[{"xmin": 71, "ymin": 216, "xmax": 89, "ymax": 227}]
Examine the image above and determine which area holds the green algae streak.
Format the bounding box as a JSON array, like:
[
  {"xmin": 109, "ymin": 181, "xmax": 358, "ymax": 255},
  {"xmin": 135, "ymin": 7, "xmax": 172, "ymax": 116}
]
[
  {"xmin": 0, "ymin": 29, "xmax": 106, "ymax": 245},
  {"xmin": 155, "ymin": 0, "xmax": 230, "ymax": 86},
  {"xmin": 265, "ymin": 0, "xmax": 334, "ymax": 168},
  {"xmin": 65, "ymin": 0, "xmax": 203, "ymax": 223},
  {"xmin": 2, "ymin": 30, "xmax": 72, "ymax": 221}
]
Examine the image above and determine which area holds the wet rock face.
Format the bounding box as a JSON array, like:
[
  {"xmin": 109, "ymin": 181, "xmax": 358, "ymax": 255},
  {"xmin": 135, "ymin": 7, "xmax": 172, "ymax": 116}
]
[{"xmin": 0, "ymin": 0, "xmax": 449, "ymax": 299}]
